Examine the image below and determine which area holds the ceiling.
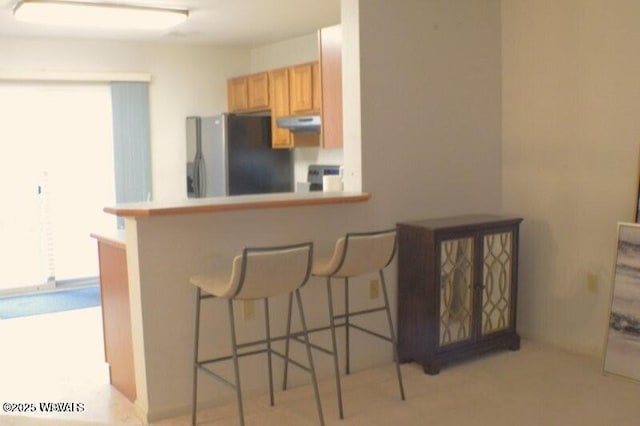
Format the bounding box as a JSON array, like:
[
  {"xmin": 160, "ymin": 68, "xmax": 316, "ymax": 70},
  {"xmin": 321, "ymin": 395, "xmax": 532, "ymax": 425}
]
[{"xmin": 0, "ymin": 0, "xmax": 341, "ymax": 47}]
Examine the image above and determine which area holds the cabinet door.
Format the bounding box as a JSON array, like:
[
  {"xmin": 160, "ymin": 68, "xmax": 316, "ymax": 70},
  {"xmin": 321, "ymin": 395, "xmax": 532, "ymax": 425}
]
[
  {"xmin": 269, "ymin": 68, "xmax": 292, "ymax": 149},
  {"xmin": 227, "ymin": 77, "xmax": 248, "ymax": 112},
  {"xmin": 247, "ymin": 72, "xmax": 269, "ymax": 110},
  {"xmin": 438, "ymin": 236, "xmax": 474, "ymax": 347},
  {"xmin": 289, "ymin": 63, "xmax": 314, "ymax": 114},
  {"xmin": 481, "ymin": 231, "xmax": 514, "ymax": 335}
]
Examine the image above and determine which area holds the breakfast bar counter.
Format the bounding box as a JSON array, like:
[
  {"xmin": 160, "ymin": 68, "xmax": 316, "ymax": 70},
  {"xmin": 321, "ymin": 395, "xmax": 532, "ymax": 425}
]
[
  {"xmin": 104, "ymin": 191, "xmax": 370, "ymax": 217},
  {"xmin": 101, "ymin": 191, "xmax": 373, "ymax": 422}
]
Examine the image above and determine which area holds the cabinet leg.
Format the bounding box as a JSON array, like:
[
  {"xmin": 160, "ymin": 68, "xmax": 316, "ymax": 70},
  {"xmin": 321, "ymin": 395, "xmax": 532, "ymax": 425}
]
[
  {"xmin": 398, "ymin": 351, "xmax": 412, "ymax": 364},
  {"xmin": 508, "ymin": 336, "xmax": 521, "ymax": 351},
  {"xmin": 423, "ymin": 361, "xmax": 441, "ymax": 375}
]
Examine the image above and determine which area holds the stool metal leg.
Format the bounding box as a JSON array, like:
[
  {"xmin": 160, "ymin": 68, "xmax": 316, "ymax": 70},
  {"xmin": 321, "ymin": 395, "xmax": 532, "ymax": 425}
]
[
  {"xmin": 191, "ymin": 288, "xmax": 202, "ymax": 426},
  {"xmin": 344, "ymin": 277, "xmax": 351, "ymax": 375},
  {"xmin": 282, "ymin": 293, "xmax": 293, "ymax": 391},
  {"xmin": 379, "ymin": 270, "xmax": 406, "ymax": 401},
  {"xmin": 264, "ymin": 298, "xmax": 275, "ymax": 406},
  {"xmin": 326, "ymin": 278, "xmax": 344, "ymax": 420},
  {"xmin": 228, "ymin": 299, "xmax": 246, "ymax": 426},
  {"xmin": 295, "ymin": 289, "xmax": 325, "ymax": 426}
]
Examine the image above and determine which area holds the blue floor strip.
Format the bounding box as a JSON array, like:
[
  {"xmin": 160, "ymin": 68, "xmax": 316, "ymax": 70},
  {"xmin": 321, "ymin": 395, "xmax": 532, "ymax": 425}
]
[{"xmin": 0, "ymin": 285, "xmax": 101, "ymax": 320}]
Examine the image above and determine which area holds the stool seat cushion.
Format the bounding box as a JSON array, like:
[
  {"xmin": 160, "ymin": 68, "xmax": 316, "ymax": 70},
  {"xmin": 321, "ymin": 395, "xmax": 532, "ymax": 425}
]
[
  {"xmin": 313, "ymin": 231, "xmax": 396, "ymax": 278},
  {"xmin": 190, "ymin": 255, "xmax": 243, "ymax": 299},
  {"xmin": 190, "ymin": 244, "xmax": 312, "ymax": 300}
]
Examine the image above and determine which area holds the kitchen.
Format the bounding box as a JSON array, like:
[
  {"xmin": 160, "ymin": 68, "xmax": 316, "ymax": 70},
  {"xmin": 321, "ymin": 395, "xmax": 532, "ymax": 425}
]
[
  {"xmin": 0, "ymin": 0, "xmax": 501, "ymax": 422},
  {"xmin": 4, "ymin": 1, "xmax": 637, "ymax": 425},
  {"xmin": 185, "ymin": 25, "xmax": 345, "ymax": 199},
  {"xmin": 1, "ymin": 1, "xmax": 369, "ymax": 422}
]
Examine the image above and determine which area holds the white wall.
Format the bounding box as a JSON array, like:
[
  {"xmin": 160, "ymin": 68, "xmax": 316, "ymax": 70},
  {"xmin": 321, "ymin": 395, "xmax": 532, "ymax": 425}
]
[
  {"xmin": 502, "ymin": 1, "xmax": 640, "ymax": 356},
  {"xmin": 250, "ymin": 32, "xmax": 319, "ymax": 72},
  {"xmin": 0, "ymin": 37, "xmax": 250, "ymax": 203}
]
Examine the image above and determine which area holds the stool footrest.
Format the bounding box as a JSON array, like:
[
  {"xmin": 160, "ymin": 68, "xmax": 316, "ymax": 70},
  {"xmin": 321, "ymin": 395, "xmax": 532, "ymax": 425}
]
[
  {"xmin": 292, "ymin": 335, "xmax": 335, "ymax": 356},
  {"xmin": 334, "ymin": 306, "xmax": 386, "ymax": 319},
  {"xmin": 348, "ymin": 323, "xmax": 392, "ymax": 343},
  {"xmin": 289, "ymin": 321, "xmax": 391, "ymax": 354},
  {"xmin": 198, "ymin": 348, "xmax": 267, "ymax": 366},
  {"xmin": 196, "ymin": 364, "xmax": 237, "ymax": 390},
  {"xmin": 197, "ymin": 346, "xmax": 316, "ymax": 377},
  {"xmin": 271, "ymin": 350, "xmax": 312, "ymax": 373}
]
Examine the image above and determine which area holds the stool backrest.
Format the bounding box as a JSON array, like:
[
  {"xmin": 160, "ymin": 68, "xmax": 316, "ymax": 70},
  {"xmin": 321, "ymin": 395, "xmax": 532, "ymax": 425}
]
[
  {"xmin": 230, "ymin": 242, "xmax": 313, "ymax": 300},
  {"xmin": 325, "ymin": 229, "xmax": 397, "ymax": 278}
]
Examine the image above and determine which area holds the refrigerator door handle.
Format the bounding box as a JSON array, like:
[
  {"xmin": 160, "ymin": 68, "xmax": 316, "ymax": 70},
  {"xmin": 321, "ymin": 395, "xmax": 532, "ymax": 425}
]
[
  {"xmin": 197, "ymin": 158, "xmax": 206, "ymax": 197},
  {"xmin": 191, "ymin": 116, "xmax": 207, "ymax": 198}
]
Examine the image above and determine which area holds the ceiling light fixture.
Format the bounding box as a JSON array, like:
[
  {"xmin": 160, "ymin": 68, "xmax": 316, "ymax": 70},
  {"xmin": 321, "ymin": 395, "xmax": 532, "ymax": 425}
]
[{"xmin": 13, "ymin": 0, "xmax": 189, "ymax": 31}]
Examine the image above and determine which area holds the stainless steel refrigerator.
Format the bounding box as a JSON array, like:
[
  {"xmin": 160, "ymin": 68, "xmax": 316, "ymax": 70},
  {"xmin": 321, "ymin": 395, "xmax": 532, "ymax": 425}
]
[{"xmin": 186, "ymin": 114, "xmax": 293, "ymax": 198}]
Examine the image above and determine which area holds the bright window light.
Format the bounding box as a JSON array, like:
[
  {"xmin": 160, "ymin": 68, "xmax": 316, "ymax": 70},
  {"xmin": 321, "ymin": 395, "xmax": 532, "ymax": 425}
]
[{"xmin": 13, "ymin": 0, "xmax": 189, "ymax": 31}]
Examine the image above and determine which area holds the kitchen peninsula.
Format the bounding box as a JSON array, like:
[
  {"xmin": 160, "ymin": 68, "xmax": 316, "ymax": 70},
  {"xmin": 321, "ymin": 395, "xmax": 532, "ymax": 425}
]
[{"xmin": 97, "ymin": 191, "xmax": 370, "ymax": 422}]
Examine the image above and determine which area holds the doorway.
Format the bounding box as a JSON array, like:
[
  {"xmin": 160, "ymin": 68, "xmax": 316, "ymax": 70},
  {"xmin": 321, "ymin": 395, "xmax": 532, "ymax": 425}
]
[{"xmin": 0, "ymin": 82, "xmax": 116, "ymax": 295}]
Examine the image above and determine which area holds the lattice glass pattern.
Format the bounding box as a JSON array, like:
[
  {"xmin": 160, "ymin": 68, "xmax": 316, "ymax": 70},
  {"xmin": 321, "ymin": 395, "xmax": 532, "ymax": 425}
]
[
  {"xmin": 439, "ymin": 237, "xmax": 473, "ymax": 346},
  {"xmin": 482, "ymin": 232, "xmax": 513, "ymax": 335}
]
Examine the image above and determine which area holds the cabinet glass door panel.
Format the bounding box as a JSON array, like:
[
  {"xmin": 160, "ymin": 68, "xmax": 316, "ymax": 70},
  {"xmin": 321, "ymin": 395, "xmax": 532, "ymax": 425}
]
[
  {"xmin": 482, "ymin": 232, "xmax": 513, "ymax": 335},
  {"xmin": 439, "ymin": 237, "xmax": 474, "ymax": 346}
]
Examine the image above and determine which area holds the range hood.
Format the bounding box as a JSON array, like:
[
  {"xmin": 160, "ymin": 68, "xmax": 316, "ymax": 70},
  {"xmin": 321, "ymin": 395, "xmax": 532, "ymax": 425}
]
[{"xmin": 276, "ymin": 115, "xmax": 321, "ymax": 133}]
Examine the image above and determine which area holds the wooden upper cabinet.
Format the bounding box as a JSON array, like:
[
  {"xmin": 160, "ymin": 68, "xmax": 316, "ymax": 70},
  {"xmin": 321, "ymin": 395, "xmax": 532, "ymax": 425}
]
[
  {"xmin": 270, "ymin": 65, "xmax": 320, "ymax": 149},
  {"xmin": 226, "ymin": 59, "xmax": 326, "ymax": 148},
  {"xmin": 227, "ymin": 76, "xmax": 249, "ymax": 112},
  {"xmin": 289, "ymin": 62, "xmax": 320, "ymax": 115},
  {"xmin": 247, "ymin": 72, "xmax": 269, "ymax": 110},
  {"xmin": 269, "ymin": 68, "xmax": 292, "ymax": 149},
  {"xmin": 227, "ymin": 72, "xmax": 269, "ymax": 112},
  {"xmin": 319, "ymin": 25, "xmax": 343, "ymax": 149}
]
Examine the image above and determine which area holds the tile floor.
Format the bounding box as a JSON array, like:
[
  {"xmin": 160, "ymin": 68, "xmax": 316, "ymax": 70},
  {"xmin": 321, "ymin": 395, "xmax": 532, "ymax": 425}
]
[{"xmin": 1, "ymin": 307, "xmax": 640, "ymax": 425}]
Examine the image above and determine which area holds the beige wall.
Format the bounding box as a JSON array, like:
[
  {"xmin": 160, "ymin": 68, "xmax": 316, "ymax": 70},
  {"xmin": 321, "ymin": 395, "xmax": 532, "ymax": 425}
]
[
  {"xmin": 1, "ymin": 0, "xmax": 505, "ymax": 419},
  {"xmin": 502, "ymin": 1, "xmax": 640, "ymax": 356},
  {"xmin": 358, "ymin": 0, "xmax": 503, "ymax": 222},
  {"xmin": 130, "ymin": 0, "xmax": 504, "ymax": 420}
]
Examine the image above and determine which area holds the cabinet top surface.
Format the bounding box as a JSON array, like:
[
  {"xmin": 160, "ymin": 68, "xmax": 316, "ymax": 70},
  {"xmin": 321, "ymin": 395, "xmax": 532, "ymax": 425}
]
[{"xmin": 397, "ymin": 214, "xmax": 523, "ymax": 231}]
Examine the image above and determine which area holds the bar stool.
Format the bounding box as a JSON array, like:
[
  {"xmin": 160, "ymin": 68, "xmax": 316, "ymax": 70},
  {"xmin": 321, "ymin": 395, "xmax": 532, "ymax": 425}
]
[
  {"xmin": 190, "ymin": 242, "xmax": 324, "ymax": 426},
  {"xmin": 283, "ymin": 229, "xmax": 405, "ymax": 419}
]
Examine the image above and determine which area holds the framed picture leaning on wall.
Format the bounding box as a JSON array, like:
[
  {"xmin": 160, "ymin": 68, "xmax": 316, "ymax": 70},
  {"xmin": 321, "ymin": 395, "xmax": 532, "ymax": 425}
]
[{"xmin": 603, "ymin": 222, "xmax": 640, "ymax": 381}]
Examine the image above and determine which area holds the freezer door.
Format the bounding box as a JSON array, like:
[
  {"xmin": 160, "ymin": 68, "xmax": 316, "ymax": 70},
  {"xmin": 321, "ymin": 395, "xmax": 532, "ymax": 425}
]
[
  {"xmin": 200, "ymin": 115, "xmax": 228, "ymax": 197},
  {"xmin": 227, "ymin": 114, "xmax": 293, "ymax": 195}
]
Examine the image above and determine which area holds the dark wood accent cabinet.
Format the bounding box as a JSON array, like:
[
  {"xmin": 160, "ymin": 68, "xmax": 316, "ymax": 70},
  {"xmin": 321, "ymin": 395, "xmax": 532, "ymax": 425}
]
[{"xmin": 397, "ymin": 215, "xmax": 522, "ymax": 375}]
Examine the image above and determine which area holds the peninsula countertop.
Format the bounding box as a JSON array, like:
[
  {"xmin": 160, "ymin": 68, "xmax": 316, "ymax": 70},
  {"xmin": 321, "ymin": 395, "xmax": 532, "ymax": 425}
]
[{"xmin": 104, "ymin": 191, "xmax": 370, "ymax": 217}]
